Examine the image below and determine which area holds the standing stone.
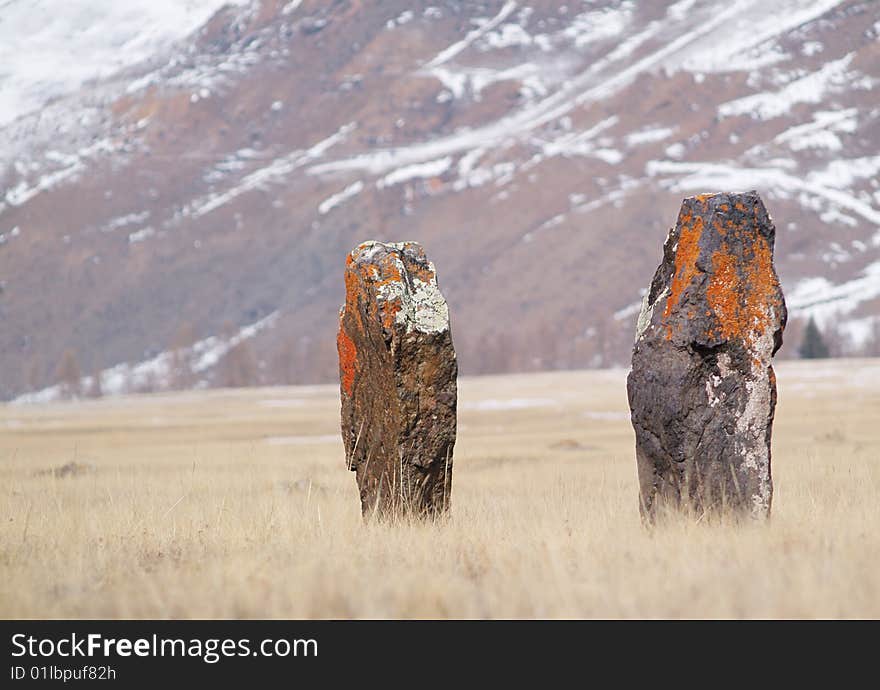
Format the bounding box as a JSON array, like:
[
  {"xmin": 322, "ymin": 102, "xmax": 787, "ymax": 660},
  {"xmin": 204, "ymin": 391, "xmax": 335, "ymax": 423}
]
[
  {"xmin": 338, "ymin": 241, "xmax": 457, "ymax": 518},
  {"xmin": 627, "ymin": 191, "xmax": 787, "ymax": 520}
]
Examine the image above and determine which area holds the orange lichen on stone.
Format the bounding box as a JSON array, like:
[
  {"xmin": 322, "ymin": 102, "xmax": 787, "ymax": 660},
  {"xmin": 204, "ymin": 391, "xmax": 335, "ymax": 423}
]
[
  {"xmin": 340, "ymin": 265, "xmax": 375, "ymax": 346},
  {"xmin": 340, "ymin": 261, "xmax": 367, "ymax": 396},
  {"xmin": 344, "ymin": 269, "xmax": 364, "ymax": 327},
  {"xmin": 375, "ymin": 255, "xmax": 402, "ymax": 287},
  {"xmin": 742, "ymin": 232, "xmax": 780, "ymax": 334},
  {"xmin": 663, "ymin": 212, "xmax": 704, "ymax": 337},
  {"xmin": 705, "ymin": 248, "xmax": 738, "ymax": 339},
  {"xmin": 381, "ymin": 298, "xmax": 402, "ymax": 330},
  {"xmin": 337, "ymin": 326, "xmax": 358, "ymax": 396},
  {"xmin": 706, "ymin": 233, "xmax": 779, "ymax": 344},
  {"xmin": 407, "ymin": 261, "xmax": 436, "ymax": 284}
]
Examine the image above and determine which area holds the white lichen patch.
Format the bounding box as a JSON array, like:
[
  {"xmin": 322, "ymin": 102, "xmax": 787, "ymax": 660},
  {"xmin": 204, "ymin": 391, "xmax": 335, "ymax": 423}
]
[
  {"xmin": 353, "ymin": 239, "xmax": 393, "ymax": 263},
  {"xmin": 705, "ymin": 354, "xmax": 731, "ymax": 410},
  {"xmin": 734, "ymin": 316, "xmax": 777, "ymax": 518},
  {"xmin": 354, "ymin": 241, "xmax": 450, "ymax": 335},
  {"xmin": 405, "ymin": 275, "xmax": 450, "ymax": 334},
  {"xmin": 705, "ymin": 373, "xmax": 723, "ymax": 408},
  {"xmin": 701, "ymin": 346, "xmax": 773, "ymax": 516},
  {"xmin": 635, "ymin": 286, "xmax": 666, "ymax": 341},
  {"xmin": 716, "ymin": 352, "xmax": 733, "ymax": 378}
]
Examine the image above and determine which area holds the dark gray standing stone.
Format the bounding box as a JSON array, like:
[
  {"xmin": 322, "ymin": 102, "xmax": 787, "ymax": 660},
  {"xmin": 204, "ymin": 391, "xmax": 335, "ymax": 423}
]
[
  {"xmin": 627, "ymin": 191, "xmax": 787, "ymax": 520},
  {"xmin": 338, "ymin": 241, "xmax": 457, "ymax": 518}
]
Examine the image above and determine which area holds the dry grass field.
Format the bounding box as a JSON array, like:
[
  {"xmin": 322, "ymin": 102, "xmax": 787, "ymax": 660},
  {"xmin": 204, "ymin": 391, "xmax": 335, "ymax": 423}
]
[{"xmin": 1, "ymin": 359, "xmax": 879, "ymax": 619}]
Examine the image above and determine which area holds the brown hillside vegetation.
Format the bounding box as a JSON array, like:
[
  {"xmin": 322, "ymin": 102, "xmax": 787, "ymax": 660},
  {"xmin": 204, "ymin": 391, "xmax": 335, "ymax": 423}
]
[{"xmin": 2, "ymin": 1, "xmax": 879, "ymax": 399}]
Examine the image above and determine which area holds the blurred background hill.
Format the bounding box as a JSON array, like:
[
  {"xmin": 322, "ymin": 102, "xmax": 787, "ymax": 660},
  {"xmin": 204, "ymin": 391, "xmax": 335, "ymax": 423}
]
[{"xmin": 1, "ymin": 0, "xmax": 878, "ymax": 401}]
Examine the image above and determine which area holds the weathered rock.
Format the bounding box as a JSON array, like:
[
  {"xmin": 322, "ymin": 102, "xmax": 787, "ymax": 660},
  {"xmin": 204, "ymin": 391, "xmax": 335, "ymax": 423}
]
[
  {"xmin": 627, "ymin": 191, "xmax": 787, "ymax": 520},
  {"xmin": 338, "ymin": 241, "xmax": 457, "ymax": 518}
]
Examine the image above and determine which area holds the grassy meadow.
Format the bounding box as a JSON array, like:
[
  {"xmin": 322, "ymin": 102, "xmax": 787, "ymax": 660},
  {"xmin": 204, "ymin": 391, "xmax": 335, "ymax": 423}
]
[{"xmin": 1, "ymin": 359, "xmax": 879, "ymax": 619}]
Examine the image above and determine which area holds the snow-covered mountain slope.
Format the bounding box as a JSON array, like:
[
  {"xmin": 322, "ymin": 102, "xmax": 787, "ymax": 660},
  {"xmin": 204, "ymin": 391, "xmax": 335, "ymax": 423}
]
[
  {"xmin": 1, "ymin": 0, "xmax": 878, "ymax": 400},
  {"xmin": 0, "ymin": 0, "xmax": 248, "ymax": 127}
]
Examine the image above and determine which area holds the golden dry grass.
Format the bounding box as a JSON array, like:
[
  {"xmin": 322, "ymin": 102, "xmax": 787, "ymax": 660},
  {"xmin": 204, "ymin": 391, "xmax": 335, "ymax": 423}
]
[{"xmin": 1, "ymin": 359, "xmax": 879, "ymax": 619}]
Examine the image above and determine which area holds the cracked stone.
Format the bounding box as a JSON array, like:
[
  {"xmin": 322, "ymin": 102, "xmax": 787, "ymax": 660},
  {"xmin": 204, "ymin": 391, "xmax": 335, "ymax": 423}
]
[
  {"xmin": 337, "ymin": 241, "xmax": 457, "ymax": 518},
  {"xmin": 627, "ymin": 191, "xmax": 787, "ymax": 520}
]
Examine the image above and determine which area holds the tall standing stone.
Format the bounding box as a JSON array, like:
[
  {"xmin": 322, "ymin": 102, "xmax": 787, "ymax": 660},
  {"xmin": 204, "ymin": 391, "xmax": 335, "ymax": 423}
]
[
  {"xmin": 338, "ymin": 241, "xmax": 457, "ymax": 518},
  {"xmin": 627, "ymin": 191, "xmax": 787, "ymax": 520}
]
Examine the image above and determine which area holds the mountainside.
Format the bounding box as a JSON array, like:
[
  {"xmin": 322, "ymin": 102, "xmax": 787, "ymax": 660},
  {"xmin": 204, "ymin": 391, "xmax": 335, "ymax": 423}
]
[{"xmin": 2, "ymin": 0, "xmax": 879, "ymax": 401}]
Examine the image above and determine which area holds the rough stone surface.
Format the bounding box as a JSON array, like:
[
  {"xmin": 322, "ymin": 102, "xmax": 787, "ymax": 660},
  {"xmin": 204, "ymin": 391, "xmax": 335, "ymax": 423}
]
[
  {"xmin": 338, "ymin": 241, "xmax": 457, "ymax": 518},
  {"xmin": 627, "ymin": 191, "xmax": 787, "ymax": 520}
]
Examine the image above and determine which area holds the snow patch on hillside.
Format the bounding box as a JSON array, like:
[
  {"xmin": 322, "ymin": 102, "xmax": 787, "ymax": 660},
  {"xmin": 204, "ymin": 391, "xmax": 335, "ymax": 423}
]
[
  {"xmin": 318, "ymin": 181, "xmax": 364, "ymax": 215},
  {"xmin": 14, "ymin": 312, "xmax": 278, "ymax": 404},
  {"xmin": 788, "ymin": 263, "xmax": 880, "ymax": 325},
  {"xmin": 102, "ymin": 211, "xmax": 151, "ymax": 233},
  {"xmin": 646, "ymin": 159, "xmax": 880, "ymax": 228},
  {"xmin": 773, "ymin": 109, "xmax": 858, "ymax": 151},
  {"xmin": 186, "ymin": 123, "xmax": 355, "ymax": 218},
  {"xmin": 562, "ymin": 3, "xmax": 634, "ymax": 47},
  {"xmin": 718, "ymin": 54, "xmax": 858, "ymax": 120},
  {"xmin": 674, "ymin": 0, "xmax": 844, "ymax": 73},
  {"xmin": 625, "ymin": 127, "xmax": 676, "ymax": 147},
  {"xmin": 3, "ymin": 138, "xmax": 121, "ymax": 207},
  {"xmin": 378, "ymin": 157, "xmax": 452, "ymax": 188},
  {"xmin": 425, "ymin": 1, "xmax": 518, "ymax": 68}
]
